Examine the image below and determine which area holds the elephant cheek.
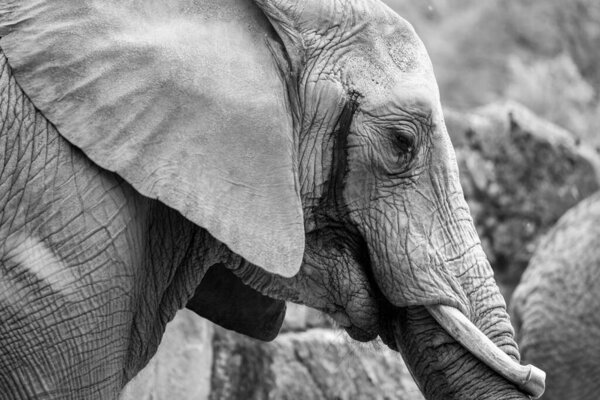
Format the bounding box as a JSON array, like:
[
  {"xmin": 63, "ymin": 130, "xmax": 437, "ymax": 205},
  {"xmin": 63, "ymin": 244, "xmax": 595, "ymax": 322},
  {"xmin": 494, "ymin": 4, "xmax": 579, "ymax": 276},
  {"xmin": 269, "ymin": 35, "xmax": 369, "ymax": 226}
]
[{"xmin": 359, "ymin": 214, "xmax": 470, "ymax": 315}]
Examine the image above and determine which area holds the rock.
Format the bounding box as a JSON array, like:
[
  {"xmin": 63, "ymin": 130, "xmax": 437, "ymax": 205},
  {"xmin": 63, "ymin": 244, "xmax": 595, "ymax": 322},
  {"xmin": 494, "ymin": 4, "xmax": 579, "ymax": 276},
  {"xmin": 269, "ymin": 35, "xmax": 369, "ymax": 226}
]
[
  {"xmin": 121, "ymin": 310, "xmax": 423, "ymax": 400},
  {"xmin": 514, "ymin": 0, "xmax": 600, "ymax": 93},
  {"xmin": 210, "ymin": 327, "xmax": 424, "ymax": 400},
  {"xmin": 445, "ymin": 101, "xmax": 600, "ymax": 296},
  {"xmin": 281, "ymin": 303, "xmax": 333, "ymax": 332},
  {"xmin": 120, "ymin": 310, "xmax": 214, "ymax": 400}
]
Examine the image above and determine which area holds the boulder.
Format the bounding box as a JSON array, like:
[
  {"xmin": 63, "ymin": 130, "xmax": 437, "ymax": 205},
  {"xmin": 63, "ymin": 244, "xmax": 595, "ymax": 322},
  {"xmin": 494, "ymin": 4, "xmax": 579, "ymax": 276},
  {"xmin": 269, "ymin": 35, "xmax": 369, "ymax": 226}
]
[
  {"xmin": 122, "ymin": 310, "xmax": 423, "ymax": 400},
  {"xmin": 445, "ymin": 101, "xmax": 600, "ymax": 297},
  {"xmin": 280, "ymin": 303, "xmax": 333, "ymax": 332},
  {"xmin": 210, "ymin": 327, "xmax": 424, "ymax": 400}
]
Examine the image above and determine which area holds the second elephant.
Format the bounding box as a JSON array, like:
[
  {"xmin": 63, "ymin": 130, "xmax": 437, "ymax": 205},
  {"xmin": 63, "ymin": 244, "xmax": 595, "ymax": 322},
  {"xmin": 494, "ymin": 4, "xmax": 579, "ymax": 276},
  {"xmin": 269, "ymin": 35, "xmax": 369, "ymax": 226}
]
[{"xmin": 511, "ymin": 191, "xmax": 600, "ymax": 400}]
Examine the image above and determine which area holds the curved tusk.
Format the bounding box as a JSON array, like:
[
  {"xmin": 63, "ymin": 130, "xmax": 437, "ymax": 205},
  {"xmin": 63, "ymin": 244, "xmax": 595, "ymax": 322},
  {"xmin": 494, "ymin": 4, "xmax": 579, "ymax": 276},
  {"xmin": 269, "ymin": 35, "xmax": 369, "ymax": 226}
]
[{"xmin": 426, "ymin": 304, "xmax": 546, "ymax": 399}]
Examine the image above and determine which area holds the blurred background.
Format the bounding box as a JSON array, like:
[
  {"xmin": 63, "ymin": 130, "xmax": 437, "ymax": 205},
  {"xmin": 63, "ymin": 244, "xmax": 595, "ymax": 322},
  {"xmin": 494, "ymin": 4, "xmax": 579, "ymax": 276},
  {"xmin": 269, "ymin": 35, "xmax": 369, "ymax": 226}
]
[
  {"xmin": 122, "ymin": 1, "xmax": 600, "ymax": 399},
  {"xmin": 388, "ymin": 0, "xmax": 600, "ymax": 147}
]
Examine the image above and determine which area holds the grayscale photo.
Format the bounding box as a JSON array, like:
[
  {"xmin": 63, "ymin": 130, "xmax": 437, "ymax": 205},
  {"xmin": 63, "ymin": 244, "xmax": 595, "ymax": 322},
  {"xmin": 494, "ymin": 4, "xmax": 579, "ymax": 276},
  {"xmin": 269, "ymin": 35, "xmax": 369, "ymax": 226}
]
[{"xmin": 1, "ymin": 0, "xmax": 598, "ymax": 399}]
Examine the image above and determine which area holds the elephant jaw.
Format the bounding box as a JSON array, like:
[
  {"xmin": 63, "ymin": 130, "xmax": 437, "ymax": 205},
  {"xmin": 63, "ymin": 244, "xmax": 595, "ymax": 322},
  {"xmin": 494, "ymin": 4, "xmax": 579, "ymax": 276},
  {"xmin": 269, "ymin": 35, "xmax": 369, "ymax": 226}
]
[{"xmin": 427, "ymin": 304, "xmax": 546, "ymax": 399}]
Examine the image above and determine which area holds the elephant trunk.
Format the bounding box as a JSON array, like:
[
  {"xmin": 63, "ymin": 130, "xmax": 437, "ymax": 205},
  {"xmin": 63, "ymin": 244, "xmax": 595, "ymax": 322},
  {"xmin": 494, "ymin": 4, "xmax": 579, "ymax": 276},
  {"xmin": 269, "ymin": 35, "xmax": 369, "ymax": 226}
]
[
  {"xmin": 374, "ymin": 245, "xmax": 545, "ymax": 399},
  {"xmin": 385, "ymin": 306, "xmax": 537, "ymax": 400},
  {"xmin": 426, "ymin": 304, "xmax": 545, "ymax": 398},
  {"xmin": 358, "ymin": 160, "xmax": 547, "ymax": 397}
]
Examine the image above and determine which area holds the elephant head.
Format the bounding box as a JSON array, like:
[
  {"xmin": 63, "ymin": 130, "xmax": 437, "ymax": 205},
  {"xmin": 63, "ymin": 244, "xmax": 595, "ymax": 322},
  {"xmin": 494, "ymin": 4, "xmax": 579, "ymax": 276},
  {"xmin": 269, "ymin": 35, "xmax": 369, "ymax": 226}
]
[
  {"xmin": 229, "ymin": 1, "xmax": 546, "ymax": 398},
  {"xmin": 0, "ymin": 0, "xmax": 544, "ymax": 398}
]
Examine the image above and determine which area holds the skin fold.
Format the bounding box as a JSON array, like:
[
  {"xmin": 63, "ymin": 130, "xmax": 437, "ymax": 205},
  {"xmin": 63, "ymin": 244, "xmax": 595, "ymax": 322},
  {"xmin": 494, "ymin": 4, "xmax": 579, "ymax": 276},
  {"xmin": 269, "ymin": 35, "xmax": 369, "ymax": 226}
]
[
  {"xmin": 511, "ymin": 191, "xmax": 600, "ymax": 400},
  {"xmin": 0, "ymin": 0, "xmax": 533, "ymax": 399}
]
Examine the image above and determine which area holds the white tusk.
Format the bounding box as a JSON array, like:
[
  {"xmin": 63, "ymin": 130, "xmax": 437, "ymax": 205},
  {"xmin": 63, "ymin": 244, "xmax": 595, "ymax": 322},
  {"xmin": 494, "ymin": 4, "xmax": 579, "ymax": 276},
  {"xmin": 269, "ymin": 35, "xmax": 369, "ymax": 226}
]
[{"xmin": 426, "ymin": 304, "xmax": 546, "ymax": 399}]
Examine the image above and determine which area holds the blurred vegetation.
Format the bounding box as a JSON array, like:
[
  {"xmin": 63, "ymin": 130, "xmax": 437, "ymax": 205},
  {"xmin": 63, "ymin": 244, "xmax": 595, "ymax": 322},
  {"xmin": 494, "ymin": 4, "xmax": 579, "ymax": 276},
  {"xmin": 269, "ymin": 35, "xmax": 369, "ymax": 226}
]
[{"xmin": 384, "ymin": 0, "xmax": 600, "ymax": 147}]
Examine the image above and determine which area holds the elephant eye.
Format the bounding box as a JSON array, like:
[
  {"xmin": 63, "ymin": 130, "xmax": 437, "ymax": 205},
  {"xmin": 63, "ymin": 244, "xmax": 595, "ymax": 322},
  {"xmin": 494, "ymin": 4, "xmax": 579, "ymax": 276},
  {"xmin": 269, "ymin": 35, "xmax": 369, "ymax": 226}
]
[
  {"xmin": 394, "ymin": 131, "xmax": 417, "ymax": 166},
  {"xmin": 396, "ymin": 133, "xmax": 414, "ymax": 154}
]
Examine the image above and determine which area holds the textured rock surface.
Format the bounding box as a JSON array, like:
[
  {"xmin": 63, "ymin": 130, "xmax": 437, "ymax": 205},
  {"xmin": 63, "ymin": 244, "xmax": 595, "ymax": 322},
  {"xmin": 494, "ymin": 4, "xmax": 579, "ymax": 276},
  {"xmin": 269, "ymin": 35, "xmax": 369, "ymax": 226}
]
[
  {"xmin": 210, "ymin": 327, "xmax": 424, "ymax": 400},
  {"xmin": 445, "ymin": 101, "xmax": 600, "ymax": 296},
  {"xmin": 121, "ymin": 310, "xmax": 424, "ymax": 400}
]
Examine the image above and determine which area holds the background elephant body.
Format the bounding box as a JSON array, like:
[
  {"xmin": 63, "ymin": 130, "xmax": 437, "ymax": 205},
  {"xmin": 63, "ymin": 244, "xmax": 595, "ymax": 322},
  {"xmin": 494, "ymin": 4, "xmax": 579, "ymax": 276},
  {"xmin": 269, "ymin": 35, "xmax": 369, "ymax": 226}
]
[
  {"xmin": 511, "ymin": 191, "xmax": 600, "ymax": 400},
  {"xmin": 0, "ymin": 0, "xmax": 541, "ymax": 399}
]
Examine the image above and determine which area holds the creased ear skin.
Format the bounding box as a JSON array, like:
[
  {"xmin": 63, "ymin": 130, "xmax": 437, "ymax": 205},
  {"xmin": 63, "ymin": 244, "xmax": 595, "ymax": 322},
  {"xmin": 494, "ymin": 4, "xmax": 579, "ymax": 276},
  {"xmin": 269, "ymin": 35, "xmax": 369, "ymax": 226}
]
[
  {"xmin": 187, "ymin": 264, "xmax": 286, "ymax": 341},
  {"xmin": 0, "ymin": 0, "xmax": 304, "ymax": 277},
  {"xmin": 253, "ymin": 0, "xmax": 307, "ymax": 75},
  {"xmin": 254, "ymin": 0, "xmax": 343, "ymax": 72}
]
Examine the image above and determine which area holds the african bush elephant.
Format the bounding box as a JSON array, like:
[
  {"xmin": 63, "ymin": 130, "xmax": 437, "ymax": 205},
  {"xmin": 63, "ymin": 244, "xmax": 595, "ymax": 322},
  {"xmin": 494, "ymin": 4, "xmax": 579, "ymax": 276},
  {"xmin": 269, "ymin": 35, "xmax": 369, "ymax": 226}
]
[
  {"xmin": 511, "ymin": 191, "xmax": 600, "ymax": 400},
  {"xmin": 0, "ymin": 0, "xmax": 544, "ymax": 399}
]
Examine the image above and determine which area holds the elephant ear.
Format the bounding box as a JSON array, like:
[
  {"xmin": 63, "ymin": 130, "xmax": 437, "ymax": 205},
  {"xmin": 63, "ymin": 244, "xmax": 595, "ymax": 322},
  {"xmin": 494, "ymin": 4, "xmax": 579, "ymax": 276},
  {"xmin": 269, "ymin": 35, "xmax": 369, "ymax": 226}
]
[{"xmin": 0, "ymin": 0, "xmax": 304, "ymax": 276}]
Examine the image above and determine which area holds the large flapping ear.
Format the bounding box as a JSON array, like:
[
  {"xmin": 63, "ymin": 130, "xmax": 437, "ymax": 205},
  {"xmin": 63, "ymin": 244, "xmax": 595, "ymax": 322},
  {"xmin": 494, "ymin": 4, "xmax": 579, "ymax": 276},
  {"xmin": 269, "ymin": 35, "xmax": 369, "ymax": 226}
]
[
  {"xmin": 186, "ymin": 264, "xmax": 286, "ymax": 341},
  {"xmin": 0, "ymin": 0, "xmax": 304, "ymax": 277}
]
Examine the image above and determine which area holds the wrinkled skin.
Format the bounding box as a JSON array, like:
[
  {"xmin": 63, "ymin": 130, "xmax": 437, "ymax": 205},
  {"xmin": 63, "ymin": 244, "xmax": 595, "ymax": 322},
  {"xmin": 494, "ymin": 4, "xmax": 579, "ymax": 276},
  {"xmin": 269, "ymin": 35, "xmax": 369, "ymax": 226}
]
[
  {"xmin": 511, "ymin": 191, "xmax": 600, "ymax": 400},
  {"xmin": 0, "ymin": 55, "xmax": 273, "ymax": 396},
  {"xmin": 0, "ymin": 0, "xmax": 530, "ymax": 399}
]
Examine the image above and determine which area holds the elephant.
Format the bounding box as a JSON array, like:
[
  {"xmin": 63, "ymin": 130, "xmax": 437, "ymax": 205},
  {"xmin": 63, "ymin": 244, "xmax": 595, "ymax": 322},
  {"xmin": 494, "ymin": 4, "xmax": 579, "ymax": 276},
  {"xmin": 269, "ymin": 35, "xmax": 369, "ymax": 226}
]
[
  {"xmin": 511, "ymin": 191, "xmax": 600, "ymax": 400},
  {"xmin": 0, "ymin": 0, "xmax": 545, "ymax": 399}
]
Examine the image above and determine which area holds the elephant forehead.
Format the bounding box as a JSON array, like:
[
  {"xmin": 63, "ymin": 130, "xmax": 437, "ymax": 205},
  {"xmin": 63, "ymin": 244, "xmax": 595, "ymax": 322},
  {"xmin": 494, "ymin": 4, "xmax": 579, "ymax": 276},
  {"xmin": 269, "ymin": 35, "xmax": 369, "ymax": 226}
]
[
  {"xmin": 356, "ymin": 75, "xmax": 440, "ymax": 122},
  {"xmin": 381, "ymin": 18, "xmax": 433, "ymax": 74},
  {"xmin": 340, "ymin": 22, "xmax": 437, "ymax": 108}
]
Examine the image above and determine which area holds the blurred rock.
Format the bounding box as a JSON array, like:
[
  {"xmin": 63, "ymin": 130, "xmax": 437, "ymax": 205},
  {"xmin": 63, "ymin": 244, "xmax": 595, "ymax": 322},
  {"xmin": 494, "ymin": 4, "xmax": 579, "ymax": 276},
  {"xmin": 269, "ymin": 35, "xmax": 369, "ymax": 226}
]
[
  {"xmin": 120, "ymin": 310, "xmax": 214, "ymax": 400},
  {"xmin": 445, "ymin": 101, "xmax": 600, "ymax": 297},
  {"xmin": 121, "ymin": 310, "xmax": 423, "ymax": 400},
  {"xmin": 483, "ymin": 0, "xmax": 600, "ymax": 94},
  {"xmin": 281, "ymin": 303, "xmax": 333, "ymax": 332},
  {"xmin": 563, "ymin": 2, "xmax": 600, "ymax": 93},
  {"xmin": 505, "ymin": 54, "xmax": 598, "ymax": 144},
  {"xmin": 210, "ymin": 327, "xmax": 424, "ymax": 400}
]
